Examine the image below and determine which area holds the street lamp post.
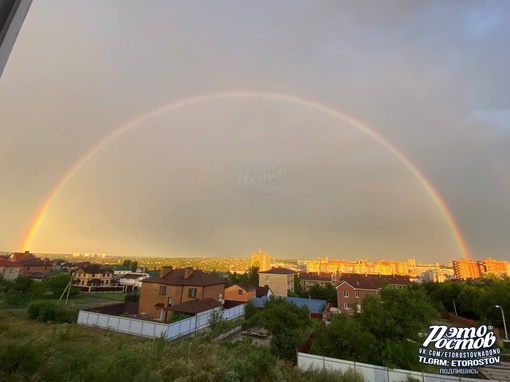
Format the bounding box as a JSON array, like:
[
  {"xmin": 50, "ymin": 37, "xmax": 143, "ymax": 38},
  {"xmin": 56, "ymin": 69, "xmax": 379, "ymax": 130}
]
[{"xmin": 495, "ymin": 305, "xmax": 508, "ymax": 341}]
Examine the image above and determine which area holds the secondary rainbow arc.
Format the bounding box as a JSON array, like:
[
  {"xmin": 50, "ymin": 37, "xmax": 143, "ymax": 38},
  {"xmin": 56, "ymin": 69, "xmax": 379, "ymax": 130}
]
[{"xmin": 19, "ymin": 90, "xmax": 471, "ymax": 259}]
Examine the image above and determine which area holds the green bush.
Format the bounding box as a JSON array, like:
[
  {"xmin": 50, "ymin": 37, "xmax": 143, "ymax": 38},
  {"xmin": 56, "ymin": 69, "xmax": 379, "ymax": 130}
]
[
  {"xmin": 124, "ymin": 292, "xmax": 140, "ymax": 302},
  {"xmin": 4, "ymin": 289, "xmax": 29, "ymax": 307},
  {"xmin": 27, "ymin": 301, "xmax": 78, "ymax": 323}
]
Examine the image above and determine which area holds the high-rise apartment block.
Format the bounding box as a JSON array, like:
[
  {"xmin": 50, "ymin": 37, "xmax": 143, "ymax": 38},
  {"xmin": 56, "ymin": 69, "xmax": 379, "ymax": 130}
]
[
  {"xmin": 452, "ymin": 258, "xmax": 481, "ymax": 280},
  {"xmin": 251, "ymin": 249, "xmax": 271, "ymax": 272},
  {"xmin": 452, "ymin": 257, "xmax": 510, "ymax": 280}
]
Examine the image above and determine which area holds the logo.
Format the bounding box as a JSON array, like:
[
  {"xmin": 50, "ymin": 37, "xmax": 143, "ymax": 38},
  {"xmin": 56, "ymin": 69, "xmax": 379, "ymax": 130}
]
[
  {"xmin": 418, "ymin": 324, "xmax": 500, "ymax": 375},
  {"xmin": 234, "ymin": 162, "xmax": 292, "ymax": 199}
]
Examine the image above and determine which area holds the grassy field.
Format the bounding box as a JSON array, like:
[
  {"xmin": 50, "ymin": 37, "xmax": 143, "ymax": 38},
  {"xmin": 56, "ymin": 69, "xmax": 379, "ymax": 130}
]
[
  {"xmin": 0, "ymin": 291, "xmax": 128, "ymax": 309},
  {"xmin": 0, "ymin": 311, "xmax": 365, "ymax": 382},
  {"xmin": 80, "ymin": 292, "xmax": 126, "ymax": 302}
]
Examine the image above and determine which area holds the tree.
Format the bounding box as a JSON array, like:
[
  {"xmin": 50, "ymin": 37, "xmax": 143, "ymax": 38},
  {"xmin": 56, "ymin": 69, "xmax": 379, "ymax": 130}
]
[
  {"xmin": 227, "ymin": 272, "xmax": 239, "ymax": 287},
  {"xmin": 44, "ymin": 273, "xmax": 78, "ymax": 297},
  {"xmin": 247, "ymin": 266, "xmax": 259, "ymax": 287},
  {"xmin": 257, "ymin": 297, "xmax": 314, "ymax": 362},
  {"xmin": 312, "ymin": 285, "xmax": 438, "ymax": 371},
  {"xmin": 294, "ymin": 274, "xmax": 303, "ymax": 295}
]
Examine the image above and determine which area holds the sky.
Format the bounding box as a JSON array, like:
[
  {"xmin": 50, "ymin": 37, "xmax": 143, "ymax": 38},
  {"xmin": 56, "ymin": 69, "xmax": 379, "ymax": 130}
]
[{"xmin": 1, "ymin": 1, "xmax": 509, "ymax": 263}]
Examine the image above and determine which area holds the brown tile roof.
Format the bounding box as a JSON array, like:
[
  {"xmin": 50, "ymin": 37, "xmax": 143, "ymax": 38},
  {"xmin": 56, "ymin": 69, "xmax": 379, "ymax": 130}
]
[
  {"xmin": 72, "ymin": 264, "xmax": 112, "ymax": 275},
  {"xmin": 256, "ymin": 286, "xmax": 271, "ymax": 298},
  {"xmin": 259, "ymin": 267, "xmax": 296, "ymax": 275},
  {"xmin": 8, "ymin": 252, "xmax": 37, "ymax": 263},
  {"xmin": 143, "ymin": 268, "xmax": 225, "ymax": 287},
  {"xmin": 165, "ymin": 298, "xmax": 222, "ymax": 314},
  {"xmin": 299, "ymin": 272, "xmax": 332, "ymax": 281},
  {"xmin": 234, "ymin": 283, "xmax": 257, "ymax": 292},
  {"xmin": 336, "ymin": 273, "xmax": 411, "ymax": 290}
]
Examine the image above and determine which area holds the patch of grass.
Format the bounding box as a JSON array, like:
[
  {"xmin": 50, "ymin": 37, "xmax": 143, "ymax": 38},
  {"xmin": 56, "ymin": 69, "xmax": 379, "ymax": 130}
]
[
  {"xmin": 0, "ymin": 311, "xmax": 367, "ymax": 381},
  {"xmin": 81, "ymin": 292, "xmax": 126, "ymax": 301}
]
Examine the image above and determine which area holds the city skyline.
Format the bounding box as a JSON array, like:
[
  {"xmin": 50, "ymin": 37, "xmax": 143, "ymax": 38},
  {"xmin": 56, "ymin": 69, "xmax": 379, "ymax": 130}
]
[{"xmin": 1, "ymin": 2, "xmax": 510, "ymax": 262}]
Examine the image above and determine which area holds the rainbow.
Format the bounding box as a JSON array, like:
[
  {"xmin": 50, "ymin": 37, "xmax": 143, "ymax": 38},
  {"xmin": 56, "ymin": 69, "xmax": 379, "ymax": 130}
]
[{"xmin": 19, "ymin": 90, "xmax": 471, "ymax": 258}]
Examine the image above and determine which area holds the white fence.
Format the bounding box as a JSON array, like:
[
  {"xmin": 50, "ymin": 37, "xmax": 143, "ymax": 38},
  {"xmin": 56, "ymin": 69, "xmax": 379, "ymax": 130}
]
[
  {"xmin": 77, "ymin": 303, "xmax": 246, "ymax": 340},
  {"xmin": 297, "ymin": 353, "xmax": 500, "ymax": 382}
]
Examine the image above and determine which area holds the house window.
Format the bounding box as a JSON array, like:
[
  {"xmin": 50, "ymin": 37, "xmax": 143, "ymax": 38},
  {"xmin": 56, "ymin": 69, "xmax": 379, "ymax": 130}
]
[
  {"xmin": 344, "ymin": 303, "xmax": 350, "ymax": 310},
  {"xmin": 167, "ymin": 297, "xmax": 172, "ymax": 307},
  {"xmin": 188, "ymin": 288, "xmax": 197, "ymax": 298},
  {"xmin": 343, "ymin": 291, "xmax": 349, "ymax": 298},
  {"xmin": 159, "ymin": 286, "xmax": 167, "ymax": 295},
  {"xmin": 265, "ymin": 276, "xmax": 270, "ymax": 282},
  {"xmin": 355, "ymin": 291, "xmax": 360, "ymax": 298},
  {"xmin": 238, "ymin": 289, "xmax": 243, "ymax": 295}
]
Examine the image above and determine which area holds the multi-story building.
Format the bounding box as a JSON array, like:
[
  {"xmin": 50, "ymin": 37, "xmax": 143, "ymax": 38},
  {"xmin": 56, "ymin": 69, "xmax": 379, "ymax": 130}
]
[
  {"xmin": 452, "ymin": 258, "xmax": 481, "ymax": 280},
  {"xmin": 251, "ymin": 249, "xmax": 271, "ymax": 272},
  {"xmin": 336, "ymin": 273, "xmax": 411, "ymax": 314},
  {"xmin": 19, "ymin": 259, "xmax": 54, "ymax": 278},
  {"xmin": 138, "ymin": 267, "xmax": 226, "ymax": 322},
  {"xmin": 299, "ymin": 272, "xmax": 333, "ymax": 290},
  {"xmin": 478, "ymin": 258, "xmax": 508, "ymax": 276},
  {"xmin": 259, "ymin": 267, "xmax": 296, "ymax": 297},
  {"xmin": 71, "ymin": 264, "xmax": 113, "ymax": 286},
  {"xmin": 305, "ymin": 257, "xmax": 410, "ymax": 276},
  {"xmin": 421, "ymin": 270, "xmax": 447, "ymax": 283}
]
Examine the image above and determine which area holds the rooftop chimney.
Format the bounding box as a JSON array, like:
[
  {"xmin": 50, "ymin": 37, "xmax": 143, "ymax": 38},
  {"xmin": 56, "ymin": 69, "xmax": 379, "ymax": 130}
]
[
  {"xmin": 160, "ymin": 266, "xmax": 173, "ymax": 278},
  {"xmin": 184, "ymin": 267, "xmax": 194, "ymax": 279}
]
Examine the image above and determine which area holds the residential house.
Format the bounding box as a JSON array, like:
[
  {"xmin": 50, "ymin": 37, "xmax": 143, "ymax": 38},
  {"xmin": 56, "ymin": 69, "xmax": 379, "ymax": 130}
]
[
  {"xmin": 224, "ymin": 283, "xmax": 257, "ymax": 302},
  {"xmin": 8, "ymin": 251, "xmax": 37, "ymax": 263},
  {"xmin": 71, "ymin": 264, "xmax": 113, "ymax": 287},
  {"xmin": 299, "ymin": 272, "xmax": 333, "ymax": 291},
  {"xmin": 0, "ymin": 258, "xmax": 21, "ymax": 281},
  {"xmin": 138, "ymin": 266, "xmax": 226, "ymax": 322},
  {"xmin": 113, "ymin": 266, "xmax": 133, "ymax": 279},
  {"xmin": 255, "ymin": 286, "xmax": 273, "ymax": 298},
  {"xmin": 19, "ymin": 259, "xmax": 55, "ymax": 279},
  {"xmin": 336, "ymin": 273, "xmax": 411, "ymax": 314},
  {"xmin": 258, "ymin": 267, "xmax": 297, "ymax": 297},
  {"xmin": 119, "ymin": 273, "xmax": 149, "ymax": 289}
]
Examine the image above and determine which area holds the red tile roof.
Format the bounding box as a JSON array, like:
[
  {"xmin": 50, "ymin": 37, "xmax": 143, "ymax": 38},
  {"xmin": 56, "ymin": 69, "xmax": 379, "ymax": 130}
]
[{"xmin": 0, "ymin": 258, "xmax": 21, "ymax": 267}]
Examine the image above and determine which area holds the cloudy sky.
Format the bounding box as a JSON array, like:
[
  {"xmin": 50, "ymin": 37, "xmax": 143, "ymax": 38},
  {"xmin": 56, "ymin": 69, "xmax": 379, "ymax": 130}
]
[{"xmin": 1, "ymin": 1, "xmax": 509, "ymax": 263}]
